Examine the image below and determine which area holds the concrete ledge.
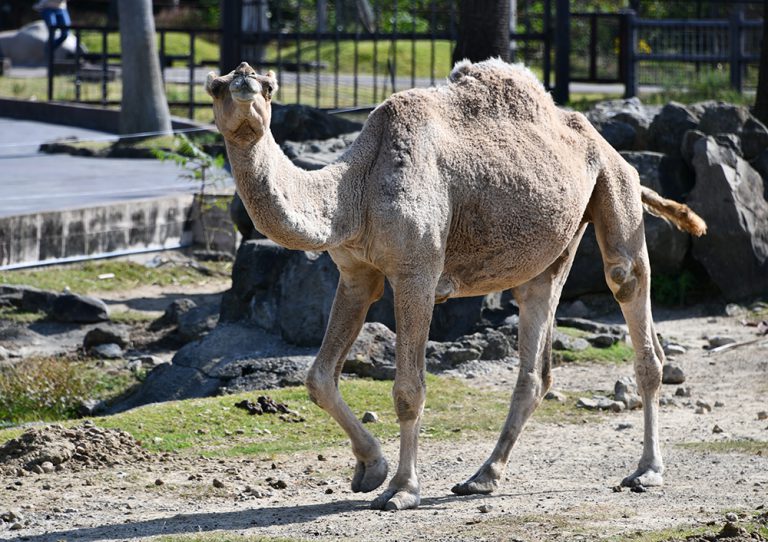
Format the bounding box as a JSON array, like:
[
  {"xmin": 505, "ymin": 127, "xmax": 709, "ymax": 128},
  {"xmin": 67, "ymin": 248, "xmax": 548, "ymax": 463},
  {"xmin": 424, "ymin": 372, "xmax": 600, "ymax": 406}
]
[
  {"xmin": 0, "ymin": 98, "xmax": 214, "ymax": 134},
  {"xmin": 0, "ymin": 194, "xmax": 196, "ymax": 269}
]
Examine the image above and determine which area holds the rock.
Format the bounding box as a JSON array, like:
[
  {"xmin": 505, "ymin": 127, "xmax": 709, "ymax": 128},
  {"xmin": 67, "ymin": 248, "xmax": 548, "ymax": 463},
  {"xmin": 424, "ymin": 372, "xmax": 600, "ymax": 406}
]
[
  {"xmin": 695, "ymin": 406, "xmax": 707, "ymax": 414},
  {"xmin": 342, "ymin": 323, "xmax": 396, "ymax": 380},
  {"xmin": 557, "ymin": 299, "xmax": 591, "ymax": 318},
  {"xmin": 616, "ymin": 422, "xmax": 633, "ymax": 430},
  {"xmin": 712, "ymin": 424, "xmax": 724, "ymax": 434},
  {"xmin": 0, "ymin": 284, "xmax": 58, "ymax": 313},
  {"xmin": 40, "ymin": 461, "xmax": 55, "ymax": 473},
  {"xmin": 648, "ymin": 102, "xmax": 700, "ymax": 157},
  {"xmin": 0, "ymin": 346, "xmax": 9, "ymax": 361},
  {"xmin": 155, "ymin": 479, "xmax": 164, "ymax": 486},
  {"xmin": 662, "ymin": 364, "xmax": 685, "ymax": 384},
  {"xmin": 555, "ymin": 317, "xmax": 625, "ymax": 337},
  {"xmin": 270, "ymin": 104, "xmax": 362, "ymax": 143},
  {"xmin": 586, "ymin": 97, "xmax": 658, "ymax": 150},
  {"xmin": 698, "ymin": 102, "xmax": 751, "ymax": 136},
  {"xmin": 590, "ymin": 334, "xmax": 618, "ymax": 348},
  {"xmin": 361, "ymin": 411, "xmax": 379, "ymax": 423},
  {"xmin": 212, "ymin": 478, "xmax": 225, "ymax": 488},
  {"xmin": 229, "ymin": 192, "xmax": 263, "ymax": 240},
  {"xmin": 480, "ymin": 328, "xmax": 513, "ymax": 360},
  {"xmin": 150, "ymin": 298, "xmax": 198, "ymax": 330},
  {"xmin": 76, "ymin": 399, "xmax": 103, "ymax": 417},
  {"xmin": 750, "ymin": 149, "xmax": 768, "ymax": 201},
  {"xmin": 758, "ymin": 411, "xmax": 768, "ymax": 421},
  {"xmin": 544, "ymin": 390, "xmax": 566, "ymax": 402},
  {"xmin": 688, "ymin": 136, "xmax": 768, "ymax": 300},
  {"xmin": 552, "ymin": 331, "xmax": 590, "ymax": 352},
  {"xmin": 83, "ymin": 326, "xmax": 129, "ymax": 349},
  {"xmin": 707, "ymin": 336, "xmax": 736, "ymax": 349},
  {"xmin": 725, "ymin": 512, "xmax": 738, "ymax": 522},
  {"xmin": 675, "ymin": 386, "xmax": 692, "ymax": 397},
  {"xmin": 177, "ymin": 305, "xmax": 219, "ymax": 343},
  {"xmin": 696, "ymin": 399, "xmax": 712, "ymax": 412},
  {"xmin": 740, "ymin": 118, "xmax": 768, "ymax": 160},
  {"xmin": 596, "ymin": 120, "xmax": 637, "ymax": 150},
  {"xmin": 441, "ymin": 346, "xmax": 482, "ymax": 365},
  {"xmin": 563, "ymin": 226, "xmax": 608, "ymax": 298},
  {"xmin": 714, "ymin": 400, "xmax": 724, "ymax": 408},
  {"xmin": 577, "ymin": 396, "xmax": 624, "ymax": 411},
  {"xmin": 614, "ymin": 377, "xmax": 642, "ymax": 410},
  {"xmin": 51, "ymin": 294, "xmax": 109, "ymax": 323},
  {"xmin": 477, "ymin": 504, "xmax": 493, "ymax": 513},
  {"xmin": 663, "ymin": 343, "xmax": 686, "ymax": 357},
  {"xmin": 90, "ymin": 343, "xmax": 123, "ymax": 359}
]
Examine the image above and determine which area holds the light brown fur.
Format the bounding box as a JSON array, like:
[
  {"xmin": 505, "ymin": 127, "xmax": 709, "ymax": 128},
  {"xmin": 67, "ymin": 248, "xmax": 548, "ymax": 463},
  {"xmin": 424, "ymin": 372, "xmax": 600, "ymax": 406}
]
[{"xmin": 206, "ymin": 59, "xmax": 706, "ymax": 510}]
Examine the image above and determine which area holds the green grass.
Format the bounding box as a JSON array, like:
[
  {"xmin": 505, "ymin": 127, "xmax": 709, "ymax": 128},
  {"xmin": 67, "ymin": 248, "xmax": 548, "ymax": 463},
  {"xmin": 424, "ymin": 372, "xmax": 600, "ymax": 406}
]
[
  {"xmin": 0, "ymin": 356, "xmax": 139, "ymax": 424},
  {"xmin": 0, "ymin": 375, "xmax": 600, "ymax": 455},
  {"xmin": 79, "ymin": 31, "xmax": 219, "ymax": 65},
  {"xmin": 604, "ymin": 512, "xmax": 768, "ymax": 541},
  {"xmin": 554, "ymin": 326, "xmax": 634, "ymax": 365},
  {"xmin": 679, "ymin": 440, "xmax": 768, "ymax": 456},
  {"xmin": 0, "ymin": 259, "xmax": 230, "ymax": 296},
  {"xmin": 109, "ymin": 309, "xmax": 160, "ymax": 324},
  {"xmin": 0, "ymin": 306, "xmax": 46, "ymax": 324}
]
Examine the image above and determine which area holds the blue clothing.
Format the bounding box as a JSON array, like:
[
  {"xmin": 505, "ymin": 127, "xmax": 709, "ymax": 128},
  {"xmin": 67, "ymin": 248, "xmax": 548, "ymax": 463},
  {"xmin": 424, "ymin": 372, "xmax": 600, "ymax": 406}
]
[{"xmin": 40, "ymin": 8, "xmax": 71, "ymax": 52}]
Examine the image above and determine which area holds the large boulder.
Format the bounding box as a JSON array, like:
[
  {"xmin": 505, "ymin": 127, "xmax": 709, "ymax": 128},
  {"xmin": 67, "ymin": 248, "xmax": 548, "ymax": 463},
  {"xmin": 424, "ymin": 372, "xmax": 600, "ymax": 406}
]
[
  {"xmin": 750, "ymin": 149, "xmax": 768, "ymax": 200},
  {"xmin": 0, "ymin": 285, "xmax": 58, "ymax": 313},
  {"xmin": 342, "ymin": 322, "xmax": 397, "ymax": 380},
  {"xmin": 688, "ymin": 136, "xmax": 768, "ymax": 300},
  {"xmin": 648, "ymin": 102, "xmax": 700, "ymax": 157},
  {"xmin": 50, "ymin": 294, "xmax": 109, "ymax": 323},
  {"xmin": 270, "ymin": 105, "xmax": 362, "ymax": 143},
  {"xmin": 586, "ymin": 97, "xmax": 659, "ymax": 151}
]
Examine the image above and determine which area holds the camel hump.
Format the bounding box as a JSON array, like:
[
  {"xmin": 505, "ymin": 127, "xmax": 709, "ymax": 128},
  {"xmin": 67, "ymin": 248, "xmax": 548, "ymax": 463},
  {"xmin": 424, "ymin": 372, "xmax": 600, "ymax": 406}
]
[
  {"xmin": 449, "ymin": 58, "xmax": 545, "ymax": 91},
  {"xmin": 640, "ymin": 187, "xmax": 707, "ymax": 237}
]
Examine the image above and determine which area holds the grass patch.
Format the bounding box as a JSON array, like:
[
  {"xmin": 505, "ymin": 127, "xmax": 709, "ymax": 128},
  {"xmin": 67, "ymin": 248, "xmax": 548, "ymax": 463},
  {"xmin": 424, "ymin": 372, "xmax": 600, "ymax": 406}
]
[
  {"xmin": 0, "ymin": 375, "xmax": 600, "ymax": 455},
  {"xmin": 0, "ymin": 306, "xmax": 46, "ymax": 324},
  {"xmin": 0, "ymin": 259, "xmax": 230, "ymax": 296},
  {"xmin": 0, "ymin": 356, "xmax": 138, "ymax": 424},
  {"xmin": 679, "ymin": 440, "xmax": 768, "ymax": 456},
  {"xmin": 109, "ymin": 309, "xmax": 159, "ymax": 324},
  {"xmin": 554, "ymin": 327, "xmax": 634, "ymax": 365}
]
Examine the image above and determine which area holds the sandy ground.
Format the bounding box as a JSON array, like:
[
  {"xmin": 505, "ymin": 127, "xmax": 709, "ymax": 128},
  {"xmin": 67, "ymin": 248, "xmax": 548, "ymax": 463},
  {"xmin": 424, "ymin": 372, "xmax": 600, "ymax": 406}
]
[{"xmin": 1, "ymin": 309, "xmax": 767, "ymax": 542}]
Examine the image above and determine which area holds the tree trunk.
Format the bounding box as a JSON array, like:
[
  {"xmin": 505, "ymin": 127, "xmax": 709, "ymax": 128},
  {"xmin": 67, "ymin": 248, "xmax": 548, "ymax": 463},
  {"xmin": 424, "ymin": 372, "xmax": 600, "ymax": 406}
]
[
  {"xmin": 452, "ymin": 0, "xmax": 510, "ymax": 65},
  {"xmin": 118, "ymin": 0, "xmax": 172, "ymax": 136},
  {"xmin": 755, "ymin": 0, "xmax": 768, "ymax": 125}
]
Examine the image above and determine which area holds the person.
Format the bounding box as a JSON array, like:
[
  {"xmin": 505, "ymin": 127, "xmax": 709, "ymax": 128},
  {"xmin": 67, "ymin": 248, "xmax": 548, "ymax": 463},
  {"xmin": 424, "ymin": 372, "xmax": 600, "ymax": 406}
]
[{"xmin": 34, "ymin": 0, "xmax": 70, "ymax": 54}]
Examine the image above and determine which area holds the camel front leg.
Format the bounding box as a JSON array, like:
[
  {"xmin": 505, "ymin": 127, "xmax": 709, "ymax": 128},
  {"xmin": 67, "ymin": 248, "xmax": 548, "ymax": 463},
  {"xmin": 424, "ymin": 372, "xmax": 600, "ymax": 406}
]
[
  {"xmin": 452, "ymin": 225, "xmax": 585, "ymax": 496},
  {"xmin": 371, "ymin": 275, "xmax": 436, "ymax": 510},
  {"xmin": 305, "ymin": 265, "xmax": 389, "ymax": 493}
]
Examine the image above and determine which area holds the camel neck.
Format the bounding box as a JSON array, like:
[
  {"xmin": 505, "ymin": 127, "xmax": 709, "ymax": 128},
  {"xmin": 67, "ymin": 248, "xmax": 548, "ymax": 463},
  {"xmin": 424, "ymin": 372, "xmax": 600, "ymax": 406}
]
[{"xmin": 225, "ymin": 132, "xmax": 357, "ymax": 251}]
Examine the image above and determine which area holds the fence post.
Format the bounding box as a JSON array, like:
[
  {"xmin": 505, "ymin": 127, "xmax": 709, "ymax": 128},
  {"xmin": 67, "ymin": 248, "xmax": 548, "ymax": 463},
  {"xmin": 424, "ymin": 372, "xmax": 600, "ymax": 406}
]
[
  {"xmin": 47, "ymin": 25, "xmax": 54, "ymax": 101},
  {"xmin": 621, "ymin": 9, "xmax": 637, "ymax": 98},
  {"xmin": 553, "ymin": 0, "xmax": 570, "ymax": 105},
  {"xmin": 219, "ymin": 0, "xmax": 241, "ymax": 74},
  {"xmin": 729, "ymin": 8, "xmax": 744, "ymax": 92}
]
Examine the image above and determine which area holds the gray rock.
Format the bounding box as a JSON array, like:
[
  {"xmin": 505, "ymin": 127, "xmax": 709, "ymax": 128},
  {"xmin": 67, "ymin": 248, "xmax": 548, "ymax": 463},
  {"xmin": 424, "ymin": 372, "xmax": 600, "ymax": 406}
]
[
  {"xmin": 555, "ymin": 317, "xmax": 625, "ymax": 338},
  {"xmin": 50, "ymin": 294, "xmax": 109, "ymax": 323},
  {"xmin": 77, "ymin": 398, "xmax": 104, "ymax": 417},
  {"xmin": 552, "ymin": 332, "xmax": 590, "ymax": 352},
  {"xmin": 557, "ymin": 299, "xmax": 591, "ymax": 319},
  {"xmin": 150, "ymin": 298, "xmax": 198, "ymax": 330},
  {"xmin": 614, "ymin": 376, "xmax": 642, "ymax": 410},
  {"xmin": 662, "ymin": 364, "xmax": 686, "ymax": 385},
  {"xmin": 83, "ymin": 326, "xmax": 129, "ymax": 349},
  {"xmin": 707, "ymin": 336, "xmax": 736, "ymax": 348},
  {"xmin": 91, "ymin": 343, "xmax": 123, "ymax": 359},
  {"xmin": 229, "ymin": 193, "xmax": 264, "ymax": 241},
  {"xmin": 0, "ymin": 345, "xmax": 8, "ymax": 361},
  {"xmin": 480, "ymin": 328, "xmax": 513, "ymax": 360},
  {"xmin": 442, "ymin": 346, "xmax": 482, "ymax": 366},
  {"xmin": 217, "ymin": 356, "xmax": 312, "ymax": 392},
  {"xmin": 361, "ymin": 411, "xmax": 379, "ymax": 423},
  {"xmin": 590, "ymin": 334, "xmax": 618, "ymax": 348},
  {"xmin": 544, "ymin": 390, "xmax": 566, "ymax": 402},
  {"xmin": 688, "ymin": 136, "xmax": 768, "ymax": 300},
  {"xmin": 698, "ymin": 102, "xmax": 751, "ymax": 136},
  {"xmin": 648, "ymin": 102, "xmax": 700, "ymax": 157},
  {"xmin": 342, "ymin": 322, "xmax": 397, "ymax": 380},
  {"xmin": 675, "ymin": 386, "xmax": 692, "ymax": 397},
  {"xmin": 749, "ymin": 149, "xmax": 768, "ymax": 201},
  {"xmin": 270, "ymin": 104, "xmax": 362, "ymax": 143},
  {"xmin": 177, "ymin": 305, "xmax": 219, "ymax": 343},
  {"xmin": 663, "ymin": 343, "xmax": 686, "ymax": 357},
  {"xmin": 0, "ymin": 284, "xmax": 58, "ymax": 313},
  {"xmin": 577, "ymin": 396, "xmax": 624, "ymax": 412},
  {"xmin": 586, "ymin": 97, "xmax": 658, "ymax": 150}
]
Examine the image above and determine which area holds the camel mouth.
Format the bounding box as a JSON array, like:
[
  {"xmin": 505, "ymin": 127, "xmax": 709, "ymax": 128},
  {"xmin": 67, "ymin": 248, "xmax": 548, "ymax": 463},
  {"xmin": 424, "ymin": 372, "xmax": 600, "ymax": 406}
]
[{"xmin": 230, "ymin": 76, "xmax": 261, "ymax": 103}]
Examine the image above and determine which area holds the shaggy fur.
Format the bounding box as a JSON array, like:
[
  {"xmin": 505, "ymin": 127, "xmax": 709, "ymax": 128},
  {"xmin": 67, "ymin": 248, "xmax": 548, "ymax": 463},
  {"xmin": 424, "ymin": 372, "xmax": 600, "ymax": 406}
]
[{"xmin": 206, "ymin": 59, "xmax": 706, "ymax": 511}]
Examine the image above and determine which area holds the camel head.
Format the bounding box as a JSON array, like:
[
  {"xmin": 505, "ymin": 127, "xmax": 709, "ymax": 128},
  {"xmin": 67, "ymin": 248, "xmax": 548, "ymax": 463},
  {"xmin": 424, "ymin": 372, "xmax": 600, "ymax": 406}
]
[{"xmin": 205, "ymin": 62, "xmax": 279, "ymax": 146}]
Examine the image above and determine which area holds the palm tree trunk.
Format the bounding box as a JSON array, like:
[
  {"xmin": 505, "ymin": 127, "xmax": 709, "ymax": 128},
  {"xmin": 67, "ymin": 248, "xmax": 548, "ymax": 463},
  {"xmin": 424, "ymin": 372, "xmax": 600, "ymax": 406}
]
[{"xmin": 118, "ymin": 0, "xmax": 172, "ymax": 136}]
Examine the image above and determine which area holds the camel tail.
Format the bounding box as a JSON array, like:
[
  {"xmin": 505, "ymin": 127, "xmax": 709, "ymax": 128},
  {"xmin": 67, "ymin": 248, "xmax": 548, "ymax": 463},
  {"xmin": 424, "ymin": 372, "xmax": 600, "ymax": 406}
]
[{"xmin": 640, "ymin": 187, "xmax": 707, "ymax": 237}]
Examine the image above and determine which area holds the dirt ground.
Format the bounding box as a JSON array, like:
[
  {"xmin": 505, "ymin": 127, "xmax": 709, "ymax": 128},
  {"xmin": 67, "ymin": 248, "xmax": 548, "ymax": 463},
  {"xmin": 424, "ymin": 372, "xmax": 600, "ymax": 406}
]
[{"xmin": 1, "ymin": 308, "xmax": 767, "ymax": 542}]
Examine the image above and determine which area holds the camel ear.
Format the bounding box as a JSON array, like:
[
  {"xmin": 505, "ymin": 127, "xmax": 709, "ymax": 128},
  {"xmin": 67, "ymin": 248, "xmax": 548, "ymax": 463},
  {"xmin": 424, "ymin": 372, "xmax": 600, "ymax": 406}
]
[
  {"xmin": 260, "ymin": 70, "xmax": 279, "ymax": 100},
  {"xmin": 205, "ymin": 72, "xmax": 232, "ymax": 98}
]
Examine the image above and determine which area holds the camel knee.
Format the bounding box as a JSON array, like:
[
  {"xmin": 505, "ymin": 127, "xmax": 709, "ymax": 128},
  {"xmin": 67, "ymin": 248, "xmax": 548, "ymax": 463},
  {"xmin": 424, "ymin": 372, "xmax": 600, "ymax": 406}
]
[
  {"xmin": 392, "ymin": 381, "xmax": 426, "ymax": 421},
  {"xmin": 306, "ymin": 368, "xmax": 336, "ymax": 409},
  {"xmin": 606, "ymin": 260, "xmax": 643, "ymax": 303},
  {"xmin": 635, "ymin": 354, "xmax": 662, "ymax": 394}
]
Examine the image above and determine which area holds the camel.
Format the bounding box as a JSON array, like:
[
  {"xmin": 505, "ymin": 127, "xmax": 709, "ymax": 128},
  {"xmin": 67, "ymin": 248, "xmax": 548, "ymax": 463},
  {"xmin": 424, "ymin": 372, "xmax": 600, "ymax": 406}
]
[{"xmin": 205, "ymin": 59, "xmax": 706, "ymax": 511}]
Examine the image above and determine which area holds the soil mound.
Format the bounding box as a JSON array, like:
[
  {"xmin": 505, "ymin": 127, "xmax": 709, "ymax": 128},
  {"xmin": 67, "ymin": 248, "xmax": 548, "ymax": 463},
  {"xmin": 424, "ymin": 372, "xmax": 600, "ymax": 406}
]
[{"xmin": 0, "ymin": 421, "xmax": 150, "ymax": 475}]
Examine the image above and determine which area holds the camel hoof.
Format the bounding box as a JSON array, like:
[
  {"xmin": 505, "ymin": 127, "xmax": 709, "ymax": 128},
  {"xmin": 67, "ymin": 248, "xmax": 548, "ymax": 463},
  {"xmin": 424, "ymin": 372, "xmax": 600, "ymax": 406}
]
[
  {"xmin": 451, "ymin": 478, "xmax": 498, "ymax": 496},
  {"xmin": 351, "ymin": 457, "xmax": 388, "ymax": 493},
  {"xmin": 370, "ymin": 488, "xmax": 420, "ymax": 511},
  {"xmin": 621, "ymin": 467, "xmax": 664, "ymax": 488}
]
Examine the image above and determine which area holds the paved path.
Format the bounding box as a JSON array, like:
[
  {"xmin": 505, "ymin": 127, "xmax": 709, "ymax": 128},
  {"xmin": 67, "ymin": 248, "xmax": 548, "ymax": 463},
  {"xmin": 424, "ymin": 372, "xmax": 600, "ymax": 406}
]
[{"xmin": 0, "ymin": 118, "xmax": 226, "ymax": 218}]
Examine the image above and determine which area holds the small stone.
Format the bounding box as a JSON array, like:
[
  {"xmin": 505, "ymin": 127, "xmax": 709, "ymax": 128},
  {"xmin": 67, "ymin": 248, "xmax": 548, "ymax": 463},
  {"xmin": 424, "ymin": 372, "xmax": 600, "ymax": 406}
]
[
  {"xmin": 91, "ymin": 343, "xmax": 123, "ymax": 360},
  {"xmin": 40, "ymin": 461, "xmax": 55, "ymax": 474},
  {"xmin": 212, "ymin": 478, "xmax": 225, "ymax": 488},
  {"xmin": 662, "ymin": 364, "xmax": 686, "ymax": 385},
  {"xmin": 725, "ymin": 512, "xmax": 738, "ymax": 522},
  {"xmin": 155, "ymin": 479, "xmax": 164, "ymax": 486},
  {"xmin": 612, "ymin": 485, "xmax": 623, "ymax": 492},
  {"xmin": 630, "ymin": 484, "xmax": 647, "ymax": 493},
  {"xmin": 10, "ymin": 523, "xmax": 22, "ymax": 531},
  {"xmin": 478, "ymin": 504, "xmax": 493, "ymax": 513},
  {"xmin": 757, "ymin": 411, "xmax": 768, "ymax": 421},
  {"xmin": 696, "ymin": 399, "xmax": 712, "ymax": 412},
  {"xmin": 616, "ymin": 423, "xmax": 633, "ymax": 431},
  {"xmin": 590, "ymin": 334, "xmax": 618, "ymax": 348},
  {"xmin": 695, "ymin": 406, "xmax": 707, "ymax": 415},
  {"xmin": 614, "ymin": 377, "xmax": 642, "ymax": 410},
  {"xmin": 714, "ymin": 401, "xmax": 724, "ymax": 408},
  {"xmin": 325, "ymin": 488, "xmax": 334, "ymax": 494},
  {"xmin": 544, "ymin": 390, "xmax": 566, "ymax": 402},
  {"xmin": 663, "ymin": 343, "xmax": 686, "ymax": 357},
  {"xmin": 708, "ymin": 336, "xmax": 736, "ymax": 349},
  {"xmin": 270, "ymin": 479, "xmax": 288, "ymax": 490},
  {"xmin": 675, "ymin": 387, "xmax": 692, "ymax": 397},
  {"xmin": 317, "ymin": 454, "xmax": 327, "ymax": 461},
  {"xmin": 712, "ymin": 424, "xmax": 724, "ymax": 434},
  {"xmin": 361, "ymin": 411, "xmax": 379, "ymax": 424}
]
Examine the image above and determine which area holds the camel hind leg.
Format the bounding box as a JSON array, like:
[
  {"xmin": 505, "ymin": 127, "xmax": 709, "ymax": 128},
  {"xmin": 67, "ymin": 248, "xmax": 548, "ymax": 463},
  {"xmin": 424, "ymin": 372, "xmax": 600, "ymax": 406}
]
[
  {"xmin": 452, "ymin": 224, "xmax": 587, "ymax": 496},
  {"xmin": 592, "ymin": 164, "xmax": 664, "ymax": 487}
]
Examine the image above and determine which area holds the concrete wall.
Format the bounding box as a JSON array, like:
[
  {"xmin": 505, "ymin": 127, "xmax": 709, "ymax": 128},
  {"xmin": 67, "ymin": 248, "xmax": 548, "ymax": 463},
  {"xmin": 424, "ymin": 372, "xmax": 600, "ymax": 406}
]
[{"xmin": 0, "ymin": 194, "xmax": 196, "ymax": 269}]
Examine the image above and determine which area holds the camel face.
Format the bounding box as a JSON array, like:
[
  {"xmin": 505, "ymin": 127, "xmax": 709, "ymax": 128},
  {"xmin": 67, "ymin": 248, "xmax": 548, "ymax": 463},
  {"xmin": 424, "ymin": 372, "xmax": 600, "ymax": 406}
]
[{"xmin": 205, "ymin": 62, "xmax": 278, "ymax": 146}]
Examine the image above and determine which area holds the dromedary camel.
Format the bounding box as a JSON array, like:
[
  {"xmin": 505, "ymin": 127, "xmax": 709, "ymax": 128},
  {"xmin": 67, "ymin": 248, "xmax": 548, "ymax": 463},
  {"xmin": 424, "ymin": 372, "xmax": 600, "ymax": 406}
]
[{"xmin": 205, "ymin": 59, "xmax": 706, "ymax": 511}]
